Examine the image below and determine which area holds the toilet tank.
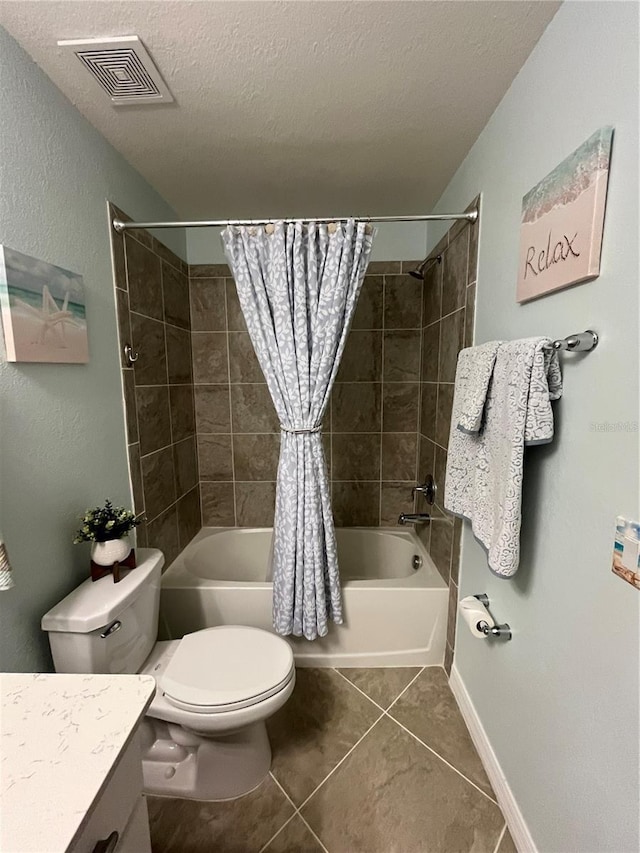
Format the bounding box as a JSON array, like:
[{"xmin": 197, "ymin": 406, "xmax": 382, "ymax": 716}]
[{"xmin": 41, "ymin": 549, "xmax": 164, "ymax": 674}]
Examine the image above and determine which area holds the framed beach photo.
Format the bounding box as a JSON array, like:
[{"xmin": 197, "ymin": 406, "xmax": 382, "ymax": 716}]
[
  {"xmin": 0, "ymin": 246, "xmax": 89, "ymax": 363},
  {"xmin": 516, "ymin": 126, "xmax": 614, "ymax": 303}
]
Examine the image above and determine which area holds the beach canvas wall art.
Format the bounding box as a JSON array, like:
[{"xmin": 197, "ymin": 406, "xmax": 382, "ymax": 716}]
[
  {"xmin": 0, "ymin": 246, "xmax": 89, "ymax": 363},
  {"xmin": 612, "ymin": 516, "xmax": 640, "ymax": 591},
  {"xmin": 516, "ymin": 126, "xmax": 613, "ymax": 303}
]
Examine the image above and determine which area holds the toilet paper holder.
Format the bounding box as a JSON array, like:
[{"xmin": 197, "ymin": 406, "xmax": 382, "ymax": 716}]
[{"xmin": 473, "ymin": 594, "xmax": 512, "ymax": 641}]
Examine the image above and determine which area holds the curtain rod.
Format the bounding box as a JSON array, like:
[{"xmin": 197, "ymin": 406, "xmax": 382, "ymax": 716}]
[{"xmin": 112, "ymin": 210, "xmax": 478, "ymax": 233}]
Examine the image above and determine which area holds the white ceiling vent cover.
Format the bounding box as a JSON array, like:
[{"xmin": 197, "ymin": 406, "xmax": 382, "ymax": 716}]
[{"xmin": 57, "ymin": 36, "xmax": 173, "ymax": 105}]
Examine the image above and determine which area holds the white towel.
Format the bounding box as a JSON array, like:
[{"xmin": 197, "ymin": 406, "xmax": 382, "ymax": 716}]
[
  {"xmin": 0, "ymin": 539, "xmax": 15, "ymax": 591},
  {"xmin": 445, "ymin": 338, "xmax": 563, "ymax": 577},
  {"xmin": 457, "ymin": 341, "xmax": 502, "ymax": 433}
]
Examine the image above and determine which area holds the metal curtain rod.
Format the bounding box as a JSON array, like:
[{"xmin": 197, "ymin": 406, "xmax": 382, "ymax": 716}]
[{"xmin": 112, "ymin": 209, "xmax": 478, "ymax": 232}]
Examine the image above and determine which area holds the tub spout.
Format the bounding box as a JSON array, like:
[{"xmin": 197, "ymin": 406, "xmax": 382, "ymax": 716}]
[{"xmin": 398, "ymin": 513, "xmax": 430, "ymax": 526}]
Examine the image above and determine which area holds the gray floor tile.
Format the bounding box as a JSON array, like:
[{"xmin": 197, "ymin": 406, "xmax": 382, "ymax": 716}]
[
  {"xmin": 263, "ymin": 814, "xmax": 325, "ymax": 852},
  {"xmin": 389, "ymin": 667, "xmax": 494, "ymax": 798},
  {"xmin": 497, "ymin": 826, "xmax": 517, "ymax": 853},
  {"xmin": 302, "ymin": 715, "xmax": 504, "ymax": 853},
  {"xmin": 147, "ymin": 775, "xmax": 294, "ymax": 853},
  {"xmin": 337, "ymin": 667, "xmax": 421, "ymax": 709},
  {"xmin": 267, "ymin": 668, "xmax": 381, "ymax": 805}
]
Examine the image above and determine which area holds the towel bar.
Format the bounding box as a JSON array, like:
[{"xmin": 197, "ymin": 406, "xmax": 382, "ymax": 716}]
[{"xmin": 546, "ymin": 330, "xmax": 598, "ymax": 352}]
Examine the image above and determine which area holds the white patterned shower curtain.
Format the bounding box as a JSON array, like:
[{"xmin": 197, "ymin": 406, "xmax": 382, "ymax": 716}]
[{"xmin": 222, "ymin": 220, "xmax": 374, "ymax": 640}]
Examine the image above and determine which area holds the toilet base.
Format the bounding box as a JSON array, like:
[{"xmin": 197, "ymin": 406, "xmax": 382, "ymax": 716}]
[{"xmin": 141, "ymin": 717, "xmax": 272, "ymax": 801}]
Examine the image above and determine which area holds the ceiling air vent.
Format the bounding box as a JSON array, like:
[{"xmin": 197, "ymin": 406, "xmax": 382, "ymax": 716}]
[{"xmin": 57, "ymin": 36, "xmax": 173, "ymax": 105}]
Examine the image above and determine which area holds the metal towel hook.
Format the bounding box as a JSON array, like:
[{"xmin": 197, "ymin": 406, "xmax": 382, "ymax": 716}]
[{"xmin": 123, "ymin": 343, "xmax": 139, "ymax": 366}]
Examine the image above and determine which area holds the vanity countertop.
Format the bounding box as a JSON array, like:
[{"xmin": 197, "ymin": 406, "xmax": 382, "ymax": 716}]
[{"xmin": 1, "ymin": 673, "xmax": 156, "ymax": 852}]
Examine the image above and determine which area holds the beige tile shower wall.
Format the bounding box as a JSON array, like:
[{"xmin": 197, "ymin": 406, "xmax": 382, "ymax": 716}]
[
  {"xmin": 189, "ymin": 260, "xmax": 425, "ymax": 528},
  {"xmin": 417, "ymin": 199, "xmax": 479, "ymax": 674},
  {"xmin": 110, "ymin": 205, "xmax": 200, "ymax": 567}
]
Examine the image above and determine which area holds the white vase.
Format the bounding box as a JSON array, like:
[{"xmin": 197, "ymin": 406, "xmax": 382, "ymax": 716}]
[{"xmin": 91, "ymin": 536, "xmax": 131, "ymax": 567}]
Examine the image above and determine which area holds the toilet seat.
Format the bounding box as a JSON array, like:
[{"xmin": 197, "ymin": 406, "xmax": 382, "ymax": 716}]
[{"xmin": 160, "ymin": 625, "xmax": 295, "ymax": 714}]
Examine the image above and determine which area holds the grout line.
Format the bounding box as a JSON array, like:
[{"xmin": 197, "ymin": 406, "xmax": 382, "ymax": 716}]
[
  {"xmin": 335, "ymin": 325, "xmax": 424, "ymax": 332},
  {"xmin": 378, "ymin": 274, "xmax": 386, "ymax": 525},
  {"xmin": 437, "ymin": 301, "xmax": 445, "ymax": 387},
  {"xmin": 190, "ymin": 325, "xmax": 420, "ymax": 334},
  {"xmin": 130, "ymin": 308, "xmax": 190, "ymax": 336},
  {"xmin": 279, "ymin": 663, "xmax": 500, "ymax": 830},
  {"xmin": 296, "ymin": 711, "xmax": 386, "ymax": 812},
  {"xmin": 262, "ymin": 775, "xmax": 331, "ymax": 853},
  {"xmin": 438, "ymin": 305, "xmax": 466, "ymax": 324},
  {"xmin": 386, "ymin": 712, "xmax": 499, "ymax": 806},
  {"xmin": 433, "ymin": 378, "xmax": 441, "ymax": 453},
  {"xmin": 463, "ymin": 228, "xmax": 470, "ymax": 290},
  {"xmin": 126, "ymin": 229, "xmax": 185, "ymax": 275},
  {"xmin": 197, "ymin": 478, "xmax": 419, "ymax": 485},
  {"xmin": 257, "ymin": 776, "xmax": 299, "ymax": 853},
  {"xmin": 136, "ymin": 381, "xmax": 221, "ymax": 389},
  {"xmin": 191, "ymin": 380, "xmax": 427, "ymax": 386},
  {"xmin": 223, "ymin": 283, "xmax": 238, "ymax": 527},
  {"xmin": 257, "ymin": 815, "xmax": 297, "ymax": 853},
  {"xmin": 140, "ymin": 435, "xmax": 189, "ymax": 462},
  {"xmin": 492, "ymin": 822, "xmax": 508, "ymax": 853},
  {"xmin": 121, "ymin": 243, "xmax": 146, "ymax": 522},
  {"xmin": 188, "ymin": 269, "xmax": 231, "ymax": 279},
  {"xmin": 297, "ymin": 813, "xmax": 330, "ymax": 853},
  {"xmin": 264, "ymin": 664, "xmax": 502, "ymax": 851},
  {"xmin": 416, "ymin": 267, "xmax": 425, "ymax": 510},
  {"xmin": 187, "ymin": 429, "xmax": 427, "ymax": 436},
  {"xmin": 158, "ymin": 266, "xmax": 173, "ymax": 447},
  {"xmin": 145, "ymin": 497, "xmax": 179, "ymax": 528},
  {"xmin": 383, "ymin": 665, "xmax": 425, "ymax": 713},
  {"xmin": 268, "ymin": 771, "xmax": 297, "ymax": 810},
  {"xmin": 144, "ymin": 482, "xmax": 199, "ymax": 527},
  {"xmin": 332, "ymin": 669, "xmax": 387, "ymax": 713}
]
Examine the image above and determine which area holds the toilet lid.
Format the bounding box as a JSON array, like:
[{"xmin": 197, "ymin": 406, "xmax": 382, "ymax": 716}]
[{"xmin": 160, "ymin": 626, "xmax": 295, "ymax": 713}]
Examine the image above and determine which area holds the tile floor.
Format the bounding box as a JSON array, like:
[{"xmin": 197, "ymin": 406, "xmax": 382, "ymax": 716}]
[{"xmin": 148, "ymin": 667, "xmax": 516, "ymax": 853}]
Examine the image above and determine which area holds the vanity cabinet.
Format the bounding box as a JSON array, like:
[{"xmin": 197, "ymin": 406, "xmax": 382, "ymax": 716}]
[
  {"xmin": 1, "ymin": 674, "xmax": 156, "ymax": 853},
  {"xmin": 68, "ymin": 732, "xmax": 151, "ymax": 853}
]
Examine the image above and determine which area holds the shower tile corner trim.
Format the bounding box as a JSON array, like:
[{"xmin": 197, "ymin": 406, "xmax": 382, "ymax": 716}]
[
  {"xmin": 417, "ymin": 198, "xmax": 480, "ymax": 676},
  {"xmin": 110, "ymin": 203, "xmax": 200, "ymax": 561}
]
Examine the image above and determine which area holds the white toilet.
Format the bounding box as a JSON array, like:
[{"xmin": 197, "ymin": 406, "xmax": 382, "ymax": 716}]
[{"xmin": 41, "ymin": 548, "xmax": 295, "ymax": 801}]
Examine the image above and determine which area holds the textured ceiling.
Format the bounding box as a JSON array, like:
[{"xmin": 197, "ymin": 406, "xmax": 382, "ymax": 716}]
[{"xmin": 0, "ymin": 1, "xmax": 560, "ymax": 218}]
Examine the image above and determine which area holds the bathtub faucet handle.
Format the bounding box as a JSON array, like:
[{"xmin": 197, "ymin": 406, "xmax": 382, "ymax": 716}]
[{"xmin": 412, "ymin": 475, "xmax": 436, "ymax": 506}]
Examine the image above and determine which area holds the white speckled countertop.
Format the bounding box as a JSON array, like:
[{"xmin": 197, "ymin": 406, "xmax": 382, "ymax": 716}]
[{"xmin": 1, "ymin": 673, "xmax": 156, "ymax": 853}]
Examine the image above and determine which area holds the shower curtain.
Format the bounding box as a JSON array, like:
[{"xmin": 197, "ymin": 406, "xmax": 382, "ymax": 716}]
[{"xmin": 222, "ymin": 220, "xmax": 374, "ymax": 640}]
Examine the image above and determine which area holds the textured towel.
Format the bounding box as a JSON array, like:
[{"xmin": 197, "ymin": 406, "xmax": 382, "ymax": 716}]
[
  {"xmin": 457, "ymin": 341, "xmax": 502, "ymax": 433},
  {"xmin": 0, "ymin": 539, "xmax": 15, "ymax": 591},
  {"xmin": 445, "ymin": 338, "xmax": 563, "ymax": 577}
]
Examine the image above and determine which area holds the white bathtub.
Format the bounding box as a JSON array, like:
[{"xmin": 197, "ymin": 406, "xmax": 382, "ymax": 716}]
[{"xmin": 159, "ymin": 527, "xmax": 448, "ymax": 667}]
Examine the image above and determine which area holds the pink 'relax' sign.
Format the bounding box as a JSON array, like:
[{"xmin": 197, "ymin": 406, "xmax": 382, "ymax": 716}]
[{"xmin": 517, "ymin": 127, "xmax": 613, "ymax": 303}]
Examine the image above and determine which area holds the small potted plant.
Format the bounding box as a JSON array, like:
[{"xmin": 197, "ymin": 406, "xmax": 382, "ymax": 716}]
[{"xmin": 73, "ymin": 500, "xmax": 141, "ymax": 581}]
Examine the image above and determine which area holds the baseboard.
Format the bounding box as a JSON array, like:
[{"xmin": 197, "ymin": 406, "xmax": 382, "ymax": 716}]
[{"xmin": 449, "ymin": 665, "xmax": 537, "ymax": 853}]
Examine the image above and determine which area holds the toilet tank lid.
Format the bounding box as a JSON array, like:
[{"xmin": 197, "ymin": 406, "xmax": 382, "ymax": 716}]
[{"xmin": 41, "ymin": 549, "xmax": 164, "ymax": 634}]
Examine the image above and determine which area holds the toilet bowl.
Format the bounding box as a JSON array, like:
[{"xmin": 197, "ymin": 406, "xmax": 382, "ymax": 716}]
[
  {"xmin": 41, "ymin": 549, "xmax": 295, "ymax": 801},
  {"xmin": 139, "ymin": 628, "xmax": 295, "ymax": 800}
]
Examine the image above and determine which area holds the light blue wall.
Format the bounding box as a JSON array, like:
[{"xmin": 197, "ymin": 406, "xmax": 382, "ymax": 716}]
[
  {"xmin": 430, "ymin": 3, "xmax": 639, "ymax": 851},
  {"xmin": 0, "ymin": 27, "xmax": 185, "ymax": 672},
  {"xmin": 187, "ymin": 221, "xmax": 428, "ymax": 265}
]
